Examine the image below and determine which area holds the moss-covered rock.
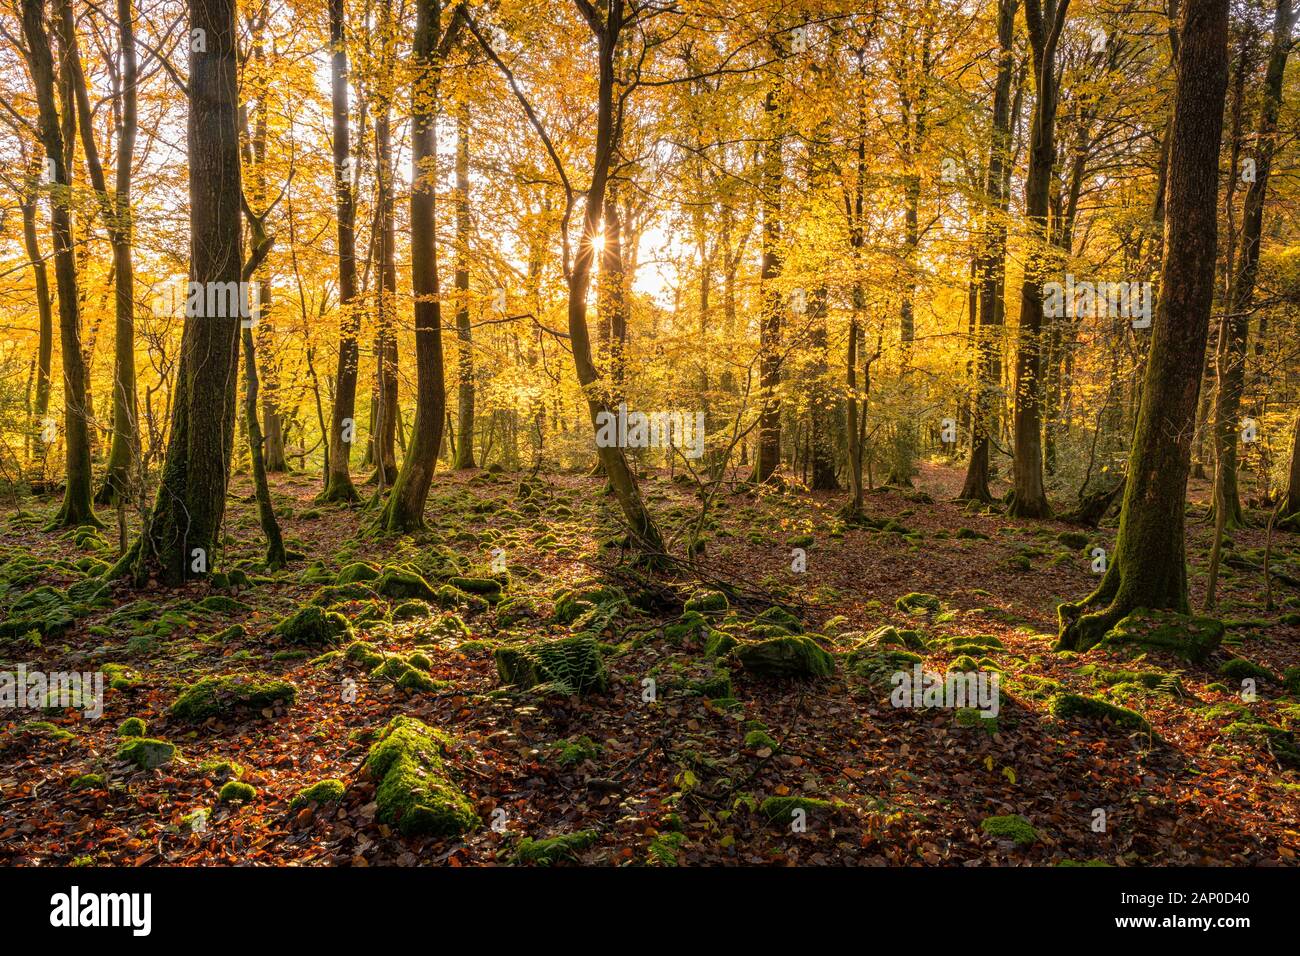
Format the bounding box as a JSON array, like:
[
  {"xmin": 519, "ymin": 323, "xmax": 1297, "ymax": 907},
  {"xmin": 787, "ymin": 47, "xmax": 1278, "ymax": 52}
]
[
  {"xmin": 290, "ymin": 778, "xmax": 346, "ymax": 809},
  {"xmin": 362, "ymin": 716, "xmax": 477, "ymax": 837},
  {"xmin": 447, "ymin": 576, "xmax": 503, "ymax": 602},
  {"xmin": 494, "ymin": 634, "xmax": 607, "ymax": 694},
  {"xmin": 866, "ymin": 625, "xmax": 927, "ymax": 651},
  {"xmin": 375, "ymin": 567, "xmax": 438, "ymax": 602},
  {"xmin": 753, "ymin": 605, "xmax": 803, "ymax": 634},
  {"xmin": 196, "ymin": 595, "xmax": 252, "ymax": 615},
  {"xmin": 116, "ymin": 737, "xmax": 176, "ymax": 770},
  {"xmin": 684, "ymin": 590, "xmax": 729, "ymax": 615},
  {"xmin": 1218, "ymin": 657, "xmax": 1275, "ymax": 683},
  {"xmin": 335, "ymin": 562, "xmax": 380, "ymax": 585},
  {"xmin": 552, "ymin": 583, "xmax": 628, "ymax": 628},
  {"xmin": 980, "ymin": 814, "xmax": 1037, "ymax": 846},
  {"xmin": 1055, "ymin": 531, "xmax": 1090, "ymax": 550},
  {"xmin": 1095, "ymin": 609, "xmax": 1224, "ymax": 663},
  {"xmin": 116, "ymin": 717, "xmax": 146, "ymax": 738},
  {"xmin": 308, "ymin": 582, "xmax": 379, "ymax": 606},
  {"xmin": 219, "ymin": 780, "xmax": 256, "ymax": 803},
  {"xmin": 509, "ymin": 829, "xmax": 597, "ymax": 865},
  {"xmin": 272, "ymin": 605, "xmax": 353, "ymax": 647},
  {"xmin": 735, "ymin": 635, "xmax": 834, "ymax": 679},
  {"xmin": 170, "ymin": 673, "xmax": 296, "ymax": 721},
  {"xmin": 704, "ymin": 629, "xmax": 739, "ymax": 658},
  {"xmin": 1049, "ymin": 693, "xmax": 1150, "ymax": 733},
  {"xmin": 895, "ymin": 592, "xmax": 942, "ymax": 616},
  {"xmin": 392, "ymin": 600, "xmax": 432, "ymax": 622}
]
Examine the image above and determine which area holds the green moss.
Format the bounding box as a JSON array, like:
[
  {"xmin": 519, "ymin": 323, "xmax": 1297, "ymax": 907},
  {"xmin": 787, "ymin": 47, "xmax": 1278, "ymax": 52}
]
[
  {"xmin": 447, "ymin": 576, "xmax": 503, "ymax": 601},
  {"xmin": 1097, "ymin": 609, "xmax": 1224, "ymax": 663},
  {"xmin": 308, "ymin": 582, "xmax": 380, "ymax": 606},
  {"xmin": 197, "ymin": 758, "xmax": 243, "ymax": 780},
  {"xmin": 115, "ymin": 737, "xmax": 176, "ymax": 770},
  {"xmin": 362, "ymin": 716, "xmax": 478, "ymax": 837},
  {"xmin": 736, "ymin": 635, "xmax": 834, "ymax": 679},
  {"xmin": 116, "ymin": 717, "xmax": 146, "ymax": 738},
  {"xmin": 1218, "ymin": 657, "xmax": 1275, "ymax": 683},
  {"xmin": 980, "ymin": 814, "xmax": 1037, "ymax": 846},
  {"xmin": 344, "ymin": 640, "xmax": 385, "ymax": 668},
  {"xmin": 1283, "ymin": 666, "xmax": 1300, "ymax": 695},
  {"xmin": 1049, "ymin": 693, "xmax": 1150, "ymax": 733},
  {"xmin": 753, "ymin": 606, "xmax": 803, "ymax": 634},
  {"xmin": 665, "ymin": 610, "xmax": 709, "ymax": 644},
  {"xmin": 758, "ymin": 795, "xmax": 835, "ymax": 825},
  {"xmin": 219, "ymin": 780, "xmax": 256, "ymax": 803},
  {"xmin": 70, "ymin": 772, "xmax": 105, "ymax": 790},
  {"xmin": 744, "ymin": 728, "xmax": 779, "ymax": 752},
  {"xmin": 552, "ymin": 735, "xmax": 602, "ymax": 767},
  {"xmin": 272, "ymin": 605, "xmax": 353, "ymax": 647},
  {"xmin": 1080, "ymin": 664, "xmax": 1185, "ymax": 695},
  {"xmin": 896, "ymin": 592, "xmax": 942, "ymax": 616},
  {"xmin": 170, "ymin": 673, "xmax": 296, "ymax": 721},
  {"xmin": 509, "ymin": 829, "xmax": 598, "ymax": 865},
  {"xmin": 392, "ymin": 600, "xmax": 432, "ymax": 621},
  {"xmin": 552, "ymin": 583, "xmax": 628, "ymax": 628},
  {"xmin": 335, "ymin": 562, "xmax": 380, "ymax": 585},
  {"xmin": 684, "ymin": 590, "xmax": 729, "ymax": 615},
  {"xmin": 947, "ymin": 654, "xmax": 979, "ymax": 672},
  {"xmin": 375, "ymin": 567, "xmax": 438, "ymax": 602},
  {"xmin": 867, "ymin": 625, "xmax": 927, "ymax": 651},
  {"xmin": 209, "ymin": 624, "xmax": 248, "ymax": 644},
  {"xmin": 955, "ymin": 527, "xmax": 989, "ymax": 540},
  {"xmin": 704, "ymin": 629, "xmax": 739, "ymax": 658},
  {"xmin": 290, "ymin": 778, "xmax": 346, "ymax": 809},
  {"xmin": 494, "ymin": 634, "xmax": 607, "ymax": 694},
  {"xmin": 196, "ymin": 595, "xmax": 251, "ymax": 614},
  {"xmin": 1055, "ymin": 531, "xmax": 1090, "ymax": 550},
  {"xmin": 688, "ymin": 669, "xmax": 733, "ymax": 699}
]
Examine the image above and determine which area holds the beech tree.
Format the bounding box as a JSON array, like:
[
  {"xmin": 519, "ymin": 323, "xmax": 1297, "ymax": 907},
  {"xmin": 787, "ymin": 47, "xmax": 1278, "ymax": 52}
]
[{"xmin": 1058, "ymin": 0, "xmax": 1232, "ymax": 650}]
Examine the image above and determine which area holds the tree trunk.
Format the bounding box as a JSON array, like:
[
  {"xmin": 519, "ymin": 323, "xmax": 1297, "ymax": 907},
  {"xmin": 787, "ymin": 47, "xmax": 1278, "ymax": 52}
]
[
  {"xmin": 1008, "ymin": 0, "xmax": 1069, "ymax": 519},
  {"xmin": 370, "ymin": 23, "xmax": 399, "ymax": 489},
  {"xmin": 116, "ymin": 0, "xmax": 243, "ymax": 583},
  {"xmin": 321, "ymin": 0, "xmax": 361, "ymax": 501},
  {"xmin": 452, "ymin": 100, "xmax": 476, "ymax": 469},
  {"xmin": 19, "ymin": 169, "xmax": 54, "ymax": 441},
  {"xmin": 21, "ymin": 0, "xmax": 99, "ymax": 529},
  {"xmin": 378, "ymin": 0, "xmax": 454, "ymax": 531},
  {"xmin": 1057, "ymin": 0, "xmax": 1231, "ymax": 650},
  {"xmin": 1210, "ymin": 0, "xmax": 1294, "ymax": 530},
  {"xmin": 961, "ymin": 0, "xmax": 1018, "ymax": 502},
  {"xmin": 751, "ymin": 78, "xmax": 783, "ymax": 484}
]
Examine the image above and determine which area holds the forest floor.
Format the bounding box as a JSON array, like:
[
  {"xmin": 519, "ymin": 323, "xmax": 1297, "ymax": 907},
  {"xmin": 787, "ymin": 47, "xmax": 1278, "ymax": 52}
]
[{"xmin": 2, "ymin": 460, "xmax": 1299, "ymax": 866}]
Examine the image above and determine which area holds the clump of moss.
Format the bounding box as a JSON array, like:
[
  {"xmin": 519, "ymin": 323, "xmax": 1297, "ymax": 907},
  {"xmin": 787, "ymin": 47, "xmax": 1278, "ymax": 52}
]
[
  {"xmin": 895, "ymin": 592, "xmax": 943, "ymax": 616},
  {"xmin": 509, "ymin": 830, "xmax": 598, "ymax": 865},
  {"xmin": 170, "ymin": 673, "xmax": 296, "ymax": 721},
  {"xmin": 219, "ymin": 780, "xmax": 256, "ymax": 803},
  {"xmin": 753, "ymin": 606, "xmax": 803, "ymax": 634},
  {"xmin": 116, "ymin": 737, "xmax": 176, "ymax": 770},
  {"xmin": 744, "ymin": 727, "xmax": 779, "ymax": 752},
  {"xmin": 198, "ymin": 758, "xmax": 243, "ymax": 781},
  {"xmin": 392, "ymin": 600, "xmax": 432, "ymax": 622},
  {"xmin": 494, "ymin": 634, "xmax": 607, "ymax": 694},
  {"xmin": 865, "ymin": 625, "xmax": 927, "ymax": 651},
  {"xmin": 1055, "ymin": 531, "xmax": 1090, "ymax": 550},
  {"xmin": 272, "ymin": 605, "xmax": 352, "ymax": 647},
  {"xmin": 375, "ymin": 567, "xmax": 438, "ymax": 602},
  {"xmin": 447, "ymin": 576, "xmax": 503, "ymax": 602},
  {"xmin": 116, "ymin": 717, "xmax": 146, "ymax": 738},
  {"xmin": 196, "ymin": 595, "xmax": 251, "ymax": 614},
  {"xmin": 70, "ymin": 772, "xmax": 105, "ymax": 790},
  {"xmin": 735, "ymin": 635, "xmax": 834, "ymax": 679},
  {"xmin": 1049, "ymin": 693, "xmax": 1150, "ymax": 733},
  {"xmin": 362, "ymin": 716, "xmax": 478, "ymax": 837},
  {"xmin": 1094, "ymin": 609, "xmax": 1224, "ymax": 663},
  {"xmin": 335, "ymin": 562, "xmax": 380, "ymax": 585},
  {"xmin": 758, "ymin": 795, "xmax": 836, "ymax": 826},
  {"xmin": 1219, "ymin": 657, "xmax": 1275, "ymax": 683},
  {"xmin": 370, "ymin": 655, "xmax": 444, "ymax": 692},
  {"xmin": 688, "ymin": 669, "xmax": 733, "ymax": 699},
  {"xmin": 684, "ymin": 590, "xmax": 729, "ymax": 615},
  {"xmin": 290, "ymin": 778, "xmax": 346, "ymax": 809},
  {"xmin": 980, "ymin": 814, "xmax": 1037, "ymax": 846},
  {"xmin": 1284, "ymin": 666, "xmax": 1300, "ymax": 695},
  {"xmin": 552, "ymin": 735, "xmax": 602, "ymax": 767},
  {"xmin": 552, "ymin": 583, "xmax": 628, "ymax": 629}
]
